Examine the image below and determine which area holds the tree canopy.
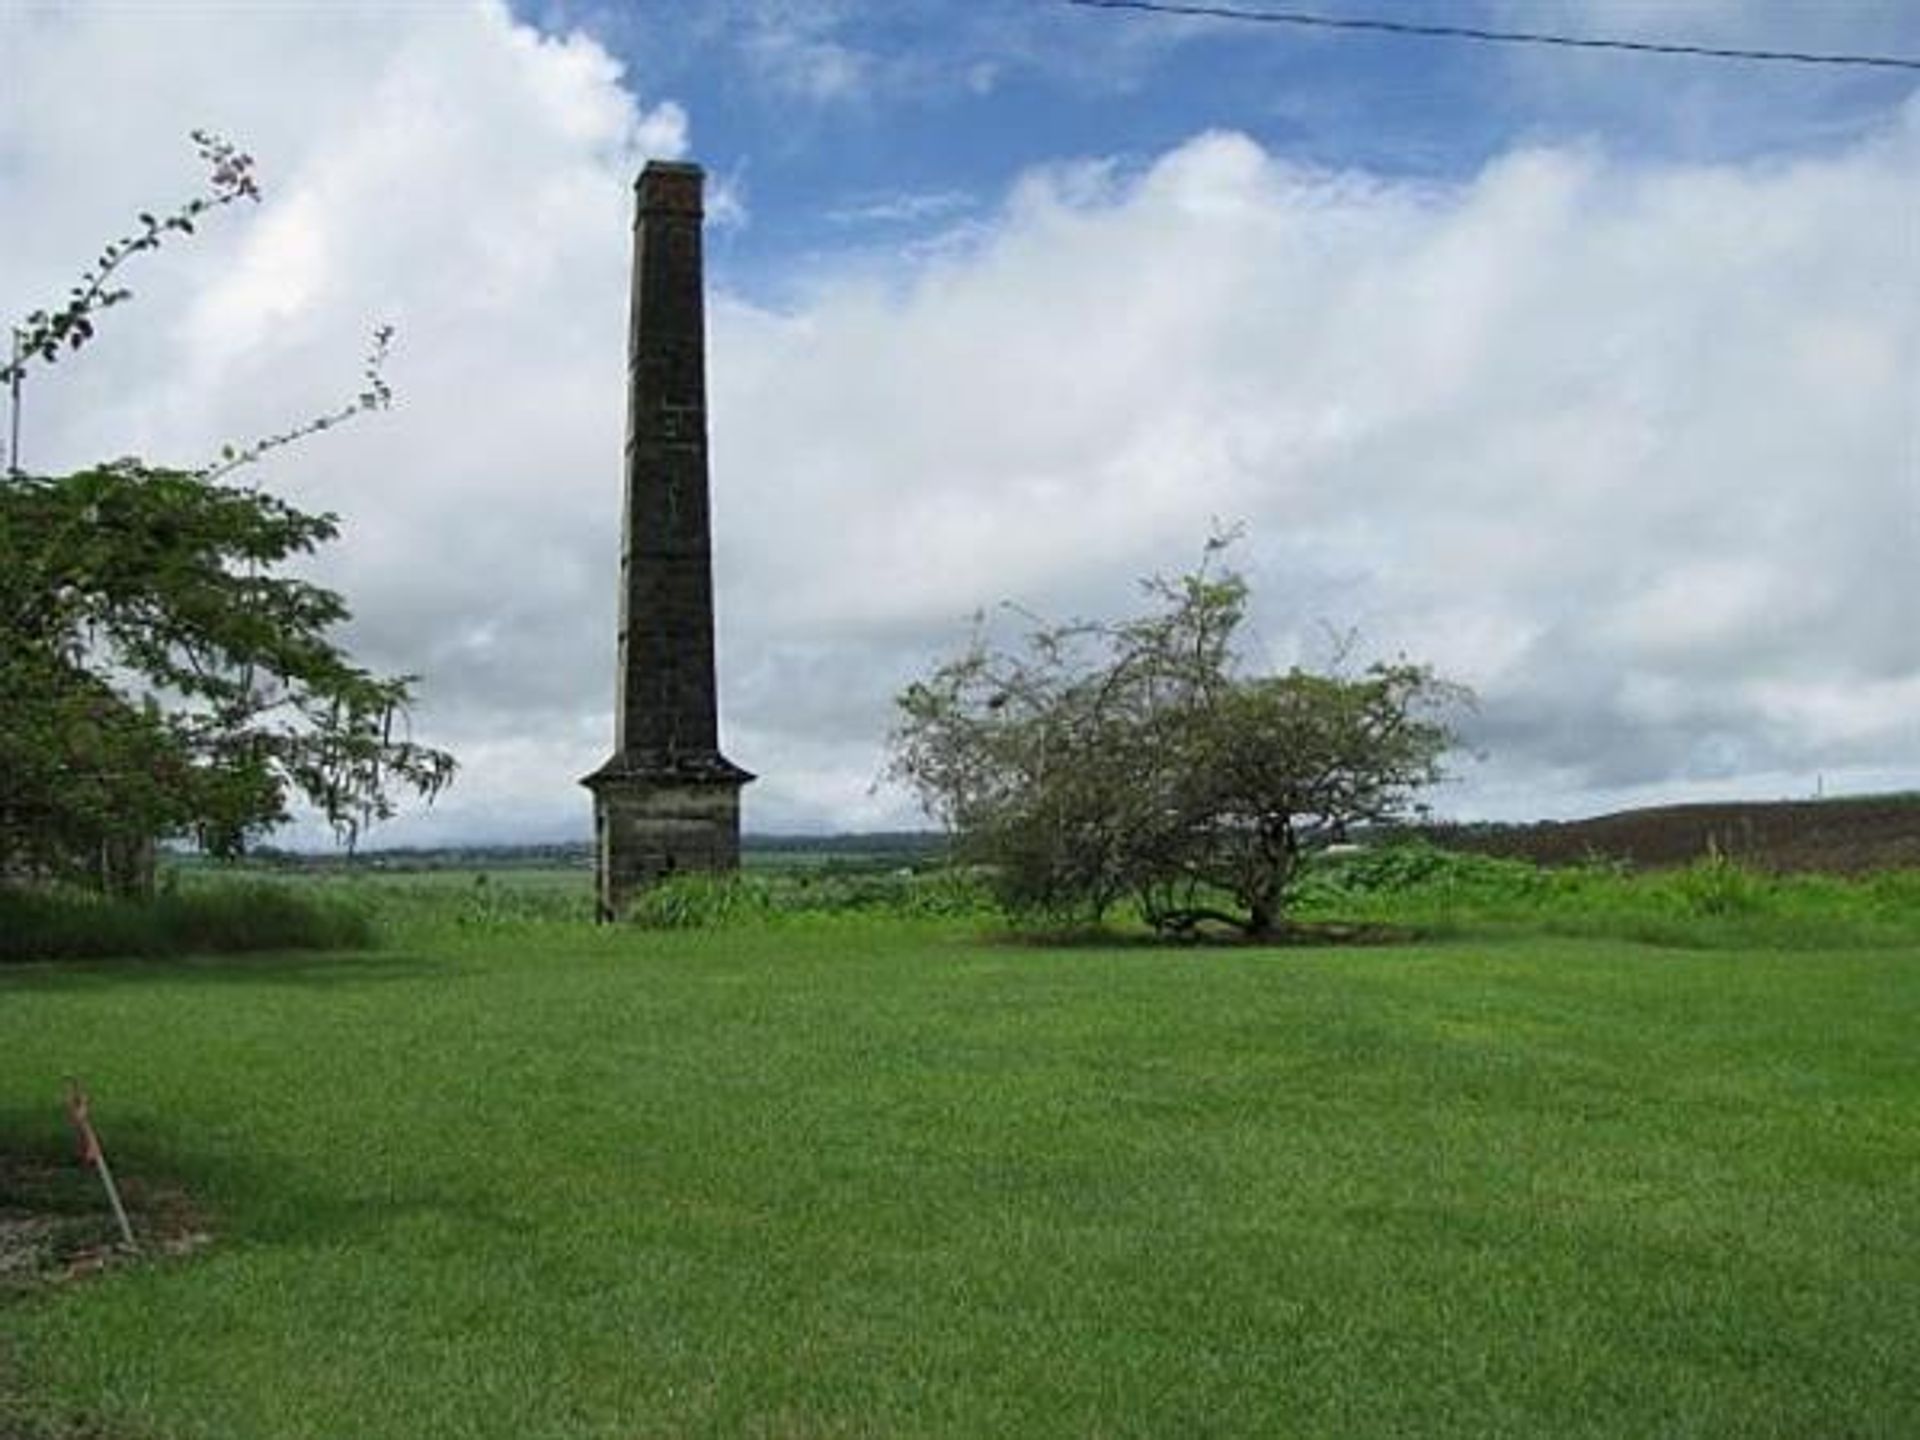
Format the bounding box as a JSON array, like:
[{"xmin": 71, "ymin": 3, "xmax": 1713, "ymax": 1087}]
[
  {"xmin": 890, "ymin": 542, "xmax": 1468, "ymax": 937},
  {"xmin": 1, "ymin": 135, "xmax": 454, "ymax": 891}
]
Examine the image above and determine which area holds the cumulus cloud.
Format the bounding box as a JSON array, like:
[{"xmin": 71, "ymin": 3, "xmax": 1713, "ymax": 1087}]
[
  {"xmin": 4, "ymin": 3, "xmax": 1915, "ymax": 845},
  {"xmin": 711, "ymin": 119, "xmax": 1920, "ymax": 825},
  {"xmin": 2, "ymin": 0, "xmax": 678, "ymax": 843}
]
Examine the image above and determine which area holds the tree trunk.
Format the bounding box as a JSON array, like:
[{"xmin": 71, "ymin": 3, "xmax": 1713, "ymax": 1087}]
[
  {"xmin": 1244, "ymin": 899, "xmax": 1275, "ymax": 938},
  {"xmin": 96, "ymin": 831, "xmax": 157, "ymax": 898}
]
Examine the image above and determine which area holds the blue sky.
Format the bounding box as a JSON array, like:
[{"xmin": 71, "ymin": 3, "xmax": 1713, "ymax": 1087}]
[
  {"xmin": 526, "ymin": 0, "xmax": 1920, "ymax": 294},
  {"xmin": 4, "ymin": 1, "xmax": 1917, "ymax": 844}
]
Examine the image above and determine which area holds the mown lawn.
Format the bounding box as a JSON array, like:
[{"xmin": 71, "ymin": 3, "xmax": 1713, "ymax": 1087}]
[{"xmin": 2, "ymin": 914, "xmax": 1917, "ymax": 1437}]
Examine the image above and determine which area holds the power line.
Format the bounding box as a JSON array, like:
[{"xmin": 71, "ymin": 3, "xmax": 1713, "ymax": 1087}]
[{"xmin": 1064, "ymin": 0, "xmax": 1920, "ymax": 72}]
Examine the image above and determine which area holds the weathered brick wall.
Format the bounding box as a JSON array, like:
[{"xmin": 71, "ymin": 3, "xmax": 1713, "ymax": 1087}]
[
  {"xmin": 618, "ymin": 161, "xmax": 721, "ymax": 762},
  {"xmin": 583, "ymin": 160, "xmax": 750, "ymax": 920},
  {"xmin": 593, "ymin": 780, "xmax": 741, "ymax": 918}
]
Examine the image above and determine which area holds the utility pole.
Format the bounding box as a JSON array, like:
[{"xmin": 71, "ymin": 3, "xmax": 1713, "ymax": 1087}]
[{"xmin": 7, "ymin": 327, "xmax": 23, "ymax": 478}]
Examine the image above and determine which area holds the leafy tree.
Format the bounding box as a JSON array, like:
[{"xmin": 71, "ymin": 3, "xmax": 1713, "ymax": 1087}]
[
  {"xmin": 889, "ymin": 541, "xmax": 1467, "ymax": 937},
  {"xmin": 1, "ymin": 135, "xmax": 454, "ymax": 893}
]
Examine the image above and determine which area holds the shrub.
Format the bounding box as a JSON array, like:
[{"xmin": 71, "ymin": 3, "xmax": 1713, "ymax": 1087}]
[
  {"xmin": 1284, "ymin": 839, "xmax": 1920, "ymax": 951},
  {"xmin": 622, "ymin": 866, "xmax": 996, "ymax": 929},
  {"xmin": 0, "ymin": 881, "xmax": 373, "ymax": 962},
  {"xmin": 625, "ymin": 874, "xmax": 776, "ymax": 929},
  {"xmin": 890, "ymin": 542, "xmax": 1467, "ymax": 937},
  {"xmin": 452, "ymin": 873, "xmax": 594, "ymax": 928},
  {"xmin": 1298, "ymin": 840, "xmax": 1547, "ymax": 900},
  {"xmin": 1663, "ymin": 851, "xmax": 1769, "ymax": 917}
]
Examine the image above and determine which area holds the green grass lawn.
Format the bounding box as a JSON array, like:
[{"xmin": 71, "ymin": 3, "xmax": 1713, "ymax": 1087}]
[{"xmin": 3, "ymin": 907, "xmax": 1918, "ymax": 1437}]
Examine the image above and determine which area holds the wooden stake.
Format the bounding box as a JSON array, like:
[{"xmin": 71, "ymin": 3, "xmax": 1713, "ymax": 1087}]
[{"xmin": 64, "ymin": 1078, "xmax": 138, "ymax": 1252}]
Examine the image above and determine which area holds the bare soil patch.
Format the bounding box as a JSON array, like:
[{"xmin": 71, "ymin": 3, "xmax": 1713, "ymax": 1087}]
[{"xmin": 1, "ymin": 1155, "xmax": 208, "ymax": 1298}]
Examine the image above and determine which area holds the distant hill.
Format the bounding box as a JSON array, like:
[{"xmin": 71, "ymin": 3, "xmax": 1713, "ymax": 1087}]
[
  {"xmin": 236, "ymin": 799, "xmax": 1920, "ymax": 878},
  {"xmin": 745, "ymin": 831, "xmax": 948, "ymax": 858},
  {"xmin": 242, "ymin": 832, "xmax": 948, "ymax": 872},
  {"xmin": 1420, "ymin": 793, "xmax": 1920, "ymax": 875}
]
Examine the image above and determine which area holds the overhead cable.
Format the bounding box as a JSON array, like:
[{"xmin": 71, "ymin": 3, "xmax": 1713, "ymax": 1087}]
[{"xmin": 1065, "ymin": 0, "xmax": 1920, "ymax": 72}]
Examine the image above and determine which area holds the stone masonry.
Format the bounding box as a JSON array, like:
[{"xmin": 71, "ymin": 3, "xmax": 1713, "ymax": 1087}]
[{"xmin": 582, "ymin": 160, "xmax": 751, "ymax": 919}]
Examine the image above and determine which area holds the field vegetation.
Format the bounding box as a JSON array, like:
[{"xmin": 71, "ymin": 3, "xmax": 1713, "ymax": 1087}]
[{"xmin": 2, "ymin": 847, "xmax": 1918, "ymax": 1437}]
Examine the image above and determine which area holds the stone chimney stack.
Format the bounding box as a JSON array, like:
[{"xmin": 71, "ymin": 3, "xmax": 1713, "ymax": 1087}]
[{"xmin": 583, "ymin": 160, "xmax": 751, "ymax": 919}]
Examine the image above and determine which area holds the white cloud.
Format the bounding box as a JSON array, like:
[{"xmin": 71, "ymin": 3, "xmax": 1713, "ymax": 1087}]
[
  {"xmin": 1486, "ymin": 0, "xmax": 1920, "ymax": 160},
  {"xmin": 826, "ymin": 189, "xmax": 975, "ymax": 226},
  {"xmin": 710, "ymin": 119, "xmax": 1920, "ymax": 828},
  {"xmin": 4, "ymin": 5, "xmax": 1916, "ymax": 846},
  {"xmin": 2, "ymin": 0, "xmax": 681, "ymax": 844},
  {"xmin": 741, "ymin": 21, "xmax": 871, "ymax": 103}
]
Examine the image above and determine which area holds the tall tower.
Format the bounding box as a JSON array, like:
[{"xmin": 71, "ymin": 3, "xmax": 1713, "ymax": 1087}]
[{"xmin": 583, "ymin": 160, "xmax": 751, "ymax": 919}]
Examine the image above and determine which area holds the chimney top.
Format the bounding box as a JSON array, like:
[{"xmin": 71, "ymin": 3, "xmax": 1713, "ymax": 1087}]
[{"xmin": 636, "ymin": 161, "xmax": 703, "ymax": 217}]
